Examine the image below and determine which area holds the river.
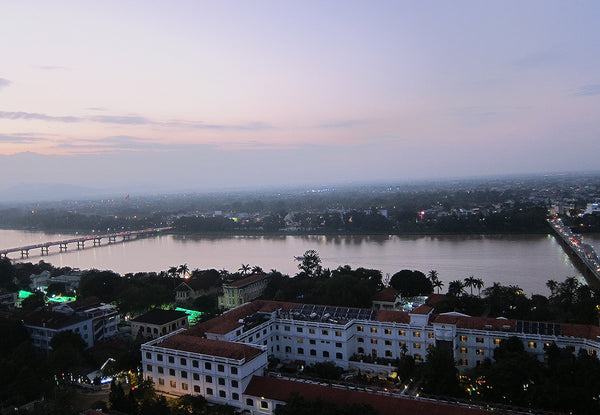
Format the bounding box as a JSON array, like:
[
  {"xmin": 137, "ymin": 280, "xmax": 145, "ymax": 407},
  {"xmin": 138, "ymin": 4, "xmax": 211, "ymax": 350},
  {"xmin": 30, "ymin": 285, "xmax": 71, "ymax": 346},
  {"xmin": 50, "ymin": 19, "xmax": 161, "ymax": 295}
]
[{"xmin": 3, "ymin": 229, "xmax": 600, "ymax": 295}]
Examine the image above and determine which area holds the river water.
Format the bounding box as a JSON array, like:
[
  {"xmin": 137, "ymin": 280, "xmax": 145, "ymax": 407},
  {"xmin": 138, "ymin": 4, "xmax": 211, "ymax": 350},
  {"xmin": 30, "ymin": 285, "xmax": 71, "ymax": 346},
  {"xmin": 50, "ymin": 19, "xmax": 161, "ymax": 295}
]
[{"xmin": 3, "ymin": 229, "xmax": 600, "ymax": 296}]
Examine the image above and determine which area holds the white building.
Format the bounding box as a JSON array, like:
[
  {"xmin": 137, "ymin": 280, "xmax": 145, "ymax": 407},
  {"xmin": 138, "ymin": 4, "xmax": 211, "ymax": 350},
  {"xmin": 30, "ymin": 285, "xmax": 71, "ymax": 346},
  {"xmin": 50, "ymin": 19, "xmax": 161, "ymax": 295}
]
[
  {"xmin": 218, "ymin": 274, "xmax": 271, "ymax": 310},
  {"xmin": 140, "ymin": 299, "xmax": 600, "ymax": 413},
  {"xmin": 131, "ymin": 309, "xmax": 189, "ymax": 339}
]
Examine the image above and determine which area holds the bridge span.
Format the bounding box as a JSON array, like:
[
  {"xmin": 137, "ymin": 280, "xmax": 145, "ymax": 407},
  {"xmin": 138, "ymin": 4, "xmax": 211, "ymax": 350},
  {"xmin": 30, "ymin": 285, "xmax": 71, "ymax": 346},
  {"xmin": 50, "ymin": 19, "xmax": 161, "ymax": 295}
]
[
  {"xmin": 548, "ymin": 217, "xmax": 600, "ymax": 284},
  {"xmin": 0, "ymin": 227, "xmax": 173, "ymax": 259}
]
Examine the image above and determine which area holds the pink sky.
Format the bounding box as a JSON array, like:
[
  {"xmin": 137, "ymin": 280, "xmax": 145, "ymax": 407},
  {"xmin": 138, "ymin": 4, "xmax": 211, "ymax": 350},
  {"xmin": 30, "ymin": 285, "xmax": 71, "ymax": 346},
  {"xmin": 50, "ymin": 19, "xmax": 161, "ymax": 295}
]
[{"xmin": 0, "ymin": 1, "xmax": 599, "ymax": 191}]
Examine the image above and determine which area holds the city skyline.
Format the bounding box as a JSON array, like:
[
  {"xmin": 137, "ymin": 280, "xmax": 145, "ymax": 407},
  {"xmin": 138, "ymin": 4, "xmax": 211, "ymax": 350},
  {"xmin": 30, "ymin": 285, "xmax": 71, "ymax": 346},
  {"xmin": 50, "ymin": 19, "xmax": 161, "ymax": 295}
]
[{"xmin": 1, "ymin": 1, "xmax": 599, "ymax": 192}]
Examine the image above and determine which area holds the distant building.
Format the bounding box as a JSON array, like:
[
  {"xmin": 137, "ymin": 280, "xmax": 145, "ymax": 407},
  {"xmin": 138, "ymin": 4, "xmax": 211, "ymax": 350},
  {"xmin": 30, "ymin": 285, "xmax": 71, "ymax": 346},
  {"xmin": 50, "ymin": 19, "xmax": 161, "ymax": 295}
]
[
  {"xmin": 218, "ymin": 274, "xmax": 270, "ymax": 310},
  {"xmin": 0, "ymin": 288, "xmax": 18, "ymax": 309},
  {"xmin": 29, "ymin": 270, "xmax": 83, "ymax": 292},
  {"xmin": 175, "ymin": 273, "xmax": 220, "ymax": 304},
  {"xmin": 131, "ymin": 309, "xmax": 189, "ymax": 339},
  {"xmin": 371, "ymin": 287, "xmax": 401, "ymax": 310}
]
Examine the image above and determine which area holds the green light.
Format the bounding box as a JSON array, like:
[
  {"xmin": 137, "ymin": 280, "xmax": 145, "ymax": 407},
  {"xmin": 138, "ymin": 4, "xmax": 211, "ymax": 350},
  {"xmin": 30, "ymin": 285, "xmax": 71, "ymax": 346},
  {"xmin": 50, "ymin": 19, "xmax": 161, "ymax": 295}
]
[
  {"xmin": 18, "ymin": 290, "xmax": 33, "ymax": 299},
  {"xmin": 175, "ymin": 307, "xmax": 204, "ymax": 325}
]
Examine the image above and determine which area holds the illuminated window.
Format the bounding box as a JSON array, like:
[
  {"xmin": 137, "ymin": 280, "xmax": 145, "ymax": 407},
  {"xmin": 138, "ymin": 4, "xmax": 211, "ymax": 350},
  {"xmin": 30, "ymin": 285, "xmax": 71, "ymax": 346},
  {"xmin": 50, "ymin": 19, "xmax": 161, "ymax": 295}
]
[
  {"xmin": 413, "ymin": 331, "xmax": 421, "ymax": 338},
  {"xmin": 297, "ymin": 338, "xmax": 303, "ymax": 343},
  {"xmin": 460, "ymin": 336, "xmax": 468, "ymax": 342},
  {"xmin": 459, "ymin": 359, "xmax": 468, "ymax": 366},
  {"xmin": 428, "ymin": 332, "xmax": 434, "ymax": 339},
  {"xmin": 414, "ymin": 354, "xmax": 422, "ymax": 361},
  {"xmin": 170, "ymin": 380, "xmax": 176, "ymax": 388},
  {"xmin": 528, "ymin": 342, "xmax": 537, "ymax": 349},
  {"xmin": 370, "ymin": 327, "xmax": 377, "ymax": 333},
  {"xmin": 399, "ymin": 330, "xmax": 406, "ymax": 336},
  {"xmin": 493, "ymin": 338, "xmax": 500, "ymax": 345},
  {"xmin": 414, "ymin": 343, "xmax": 421, "ymax": 349},
  {"xmin": 371, "ymin": 339, "xmax": 378, "ymax": 344},
  {"xmin": 460, "ymin": 347, "xmax": 467, "ymax": 354},
  {"xmin": 476, "ymin": 349, "xmax": 484, "ymax": 355},
  {"xmin": 384, "ymin": 329, "xmax": 391, "ymax": 335},
  {"xmin": 357, "ymin": 326, "xmax": 364, "ymax": 332}
]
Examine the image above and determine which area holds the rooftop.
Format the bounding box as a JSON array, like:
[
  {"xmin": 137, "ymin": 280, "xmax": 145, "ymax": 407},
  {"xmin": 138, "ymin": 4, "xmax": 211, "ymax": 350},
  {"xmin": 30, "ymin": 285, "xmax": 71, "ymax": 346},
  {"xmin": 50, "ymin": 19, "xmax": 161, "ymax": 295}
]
[
  {"xmin": 224, "ymin": 273, "xmax": 270, "ymax": 289},
  {"xmin": 23, "ymin": 310, "xmax": 88, "ymax": 329},
  {"xmin": 132, "ymin": 309, "xmax": 188, "ymax": 325},
  {"xmin": 372, "ymin": 287, "xmax": 399, "ymax": 303},
  {"xmin": 154, "ymin": 334, "xmax": 264, "ymax": 361},
  {"xmin": 244, "ymin": 376, "xmax": 494, "ymax": 415}
]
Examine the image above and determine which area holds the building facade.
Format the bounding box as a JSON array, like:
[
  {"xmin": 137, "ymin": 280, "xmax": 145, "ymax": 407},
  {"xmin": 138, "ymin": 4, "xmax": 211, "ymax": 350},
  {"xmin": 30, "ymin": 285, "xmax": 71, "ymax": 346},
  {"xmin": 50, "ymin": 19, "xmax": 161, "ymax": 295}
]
[
  {"xmin": 218, "ymin": 274, "xmax": 270, "ymax": 310},
  {"xmin": 131, "ymin": 309, "xmax": 189, "ymax": 339}
]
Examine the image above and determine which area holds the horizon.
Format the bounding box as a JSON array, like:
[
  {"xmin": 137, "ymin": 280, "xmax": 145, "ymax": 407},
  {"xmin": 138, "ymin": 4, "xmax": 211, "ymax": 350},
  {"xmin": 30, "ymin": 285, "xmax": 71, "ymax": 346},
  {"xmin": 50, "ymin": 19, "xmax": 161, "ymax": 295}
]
[{"xmin": 1, "ymin": 1, "xmax": 599, "ymax": 195}]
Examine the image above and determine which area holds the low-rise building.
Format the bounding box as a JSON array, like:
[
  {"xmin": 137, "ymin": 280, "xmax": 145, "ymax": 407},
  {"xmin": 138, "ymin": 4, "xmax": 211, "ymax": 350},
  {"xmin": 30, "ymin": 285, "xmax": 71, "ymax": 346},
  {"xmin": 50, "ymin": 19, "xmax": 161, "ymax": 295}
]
[
  {"xmin": 218, "ymin": 274, "xmax": 270, "ymax": 310},
  {"xmin": 131, "ymin": 309, "xmax": 189, "ymax": 339},
  {"xmin": 174, "ymin": 273, "xmax": 219, "ymax": 304}
]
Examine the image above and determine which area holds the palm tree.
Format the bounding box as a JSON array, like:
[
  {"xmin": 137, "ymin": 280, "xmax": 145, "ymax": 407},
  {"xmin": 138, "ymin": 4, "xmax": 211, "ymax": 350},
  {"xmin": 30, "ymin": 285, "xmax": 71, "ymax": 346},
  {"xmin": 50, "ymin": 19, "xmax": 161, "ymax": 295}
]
[
  {"xmin": 473, "ymin": 277, "xmax": 484, "ymax": 296},
  {"xmin": 432, "ymin": 278, "xmax": 444, "ymax": 294},
  {"xmin": 546, "ymin": 279, "xmax": 558, "ymax": 297},
  {"xmin": 448, "ymin": 280, "xmax": 465, "ymax": 297},
  {"xmin": 427, "ymin": 270, "xmax": 438, "ymax": 283},
  {"xmin": 239, "ymin": 264, "xmax": 251, "ymax": 275},
  {"xmin": 167, "ymin": 266, "xmax": 178, "ymax": 278},
  {"xmin": 178, "ymin": 264, "xmax": 190, "ymax": 278},
  {"xmin": 464, "ymin": 275, "xmax": 477, "ymax": 295},
  {"xmin": 251, "ymin": 265, "xmax": 264, "ymax": 274}
]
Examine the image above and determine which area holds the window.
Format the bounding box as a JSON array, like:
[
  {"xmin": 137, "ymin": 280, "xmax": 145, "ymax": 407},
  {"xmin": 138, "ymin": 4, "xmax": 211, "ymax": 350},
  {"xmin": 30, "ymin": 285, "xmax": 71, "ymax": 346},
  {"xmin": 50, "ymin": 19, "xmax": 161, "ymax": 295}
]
[
  {"xmin": 336, "ymin": 342, "xmax": 342, "ymax": 348},
  {"xmin": 494, "ymin": 338, "xmax": 500, "ymax": 345},
  {"xmin": 192, "ymin": 360, "xmax": 199, "ymax": 368},
  {"xmin": 206, "ymin": 375, "xmax": 212, "ymax": 383},
  {"xmin": 168, "ymin": 356, "xmax": 174, "ymax": 363},
  {"xmin": 370, "ymin": 327, "xmax": 377, "ymax": 333},
  {"xmin": 284, "ymin": 326, "xmax": 290, "ymax": 331},
  {"xmin": 231, "ymin": 380, "xmax": 238, "ymax": 388},
  {"xmin": 335, "ymin": 331, "xmax": 342, "ymax": 337},
  {"xmin": 357, "ymin": 347, "xmax": 365, "ymax": 354},
  {"xmin": 231, "ymin": 367, "xmax": 238, "ymax": 375},
  {"xmin": 459, "ymin": 359, "xmax": 468, "ymax": 366},
  {"xmin": 385, "ymin": 350, "xmax": 392, "ymax": 357},
  {"xmin": 414, "ymin": 343, "xmax": 421, "ymax": 349},
  {"xmin": 460, "ymin": 335, "xmax": 467, "ymax": 342},
  {"xmin": 146, "ymin": 364, "xmax": 152, "ymax": 371},
  {"xmin": 204, "ymin": 362, "xmax": 211, "ymax": 370},
  {"xmin": 206, "ymin": 388, "xmax": 213, "ymax": 395},
  {"xmin": 399, "ymin": 341, "xmax": 406, "ymax": 348},
  {"xmin": 371, "ymin": 339, "xmax": 377, "ymax": 344},
  {"xmin": 157, "ymin": 354, "xmax": 163, "ymax": 361},
  {"xmin": 193, "ymin": 373, "xmax": 200, "ymax": 381},
  {"xmin": 182, "ymin": 383, "xmax": 188, "ymax": 391},
  {"xmin": 218, "ymin": 377, "xmax": 225, "ymax": 386},
  {"xmin": 145, "ymin": 352, "xmax": 151, "ymax": 359},
  {"xmin": 414, "ymin": 354, "xmax": 422, "ymax": 361},
  {"xmin": 476, "ymin": 349, "xmax": 484, "ymax": 355},
  {"xmin": 194, "ymin": 385, "xmax": 200, "ymax": 393},
  {"xmin": 310, "ymin": 349, "xmax": 316, "ymax": 356},
  {"xmin": 181, "ymin": 371, "xmax": 187, "ymax": 378},
  {"xmin": 261, "ymin": 401, "xmax": 269, "ymax": 409},
  {"xmin": 219, "ymin": 390, "xmax": 226, "ymax": 398},
  {"xmin": 157, "ymin": 367, "xmax": 164, "ymax": 374},
  {"xmin": 298, "ymin": 348, "xmax": 304, "ymax": 354},
  {"xmin": 384, "ymin": 329, "xmax": 391, "ymax": 335},
  {"xmin": 297, "ymin": 327, "xmax": 303, "ymax": 333},
  {"xmin": 232, "ymin": 392, "xmax": 239, "ymax": 400},
  {"xmin": 336, "ymin": 352, "xmax": 343, "ymax": 359},
  {"xmin": 475, "ymin": 337, "xmax": 484, "ymax": 343},
  {"xmin": 322, "ymin": 329, "xmax": 329, "ymax": 335},
  {"xmin": 357, "ymin": 326, "xmax": 364, "ymax": 332},
  {"xmin": 246, "ymin": 398, "xmax": 254, "ymax": 406},
  {"xmin": 285, "ymin": 346, "xmax": 292, "ymax": 353},
  {"xmin": 309, "ymin": 328, "xmax": 315, "ymax": 334},
  {"xmin": 399, "ymin": 330, "xmax": 406, "ymax": 336},
  {"xmin": 170, "ymin": 380, "xmax": 176, "ymax": 388},
  {"xmin": 309, "ymin": 339, "xmax": 316, "ymax": 345},
  {"xmin": 428, "ymin": 332, "xmax": 434, "ymax": 339},
  {"xmin": 358, "ymin": 337, "xmax": 364, "ymax": 343},
  {"xmin": 413, "ymin": 331, "xmax": 420, "ymax": 338},
  {"xmin": 217, "ymin": 364, "xmax": 225, "ymax": 372},
  {"xmin": 323, "ymin": 351, "xmax": 329, "ymax": 358},
  {"xmin": 169, "ymin": 369, "xmax": 175, "ymax": 376},
  {"xmin": 385, "ymin": 340, "xmax": 392, "ymax": 346},
  {"xmin": 158, "ymin": 378, "xmax": 164, "ymax": 385},
  {"xmin": 460, "ymin": 347, "xmax": 467, "ymax": 354},
  {"xmin": 180, "ymin": 358, "xmax": 187, "ymax": 365},
  {"xmin": 528, "ymin": 342, "xmax": 537, "ymax": 349},
  {"xmin": 297, "ymin": 338, "xmax": 304, "ymax": 343}
]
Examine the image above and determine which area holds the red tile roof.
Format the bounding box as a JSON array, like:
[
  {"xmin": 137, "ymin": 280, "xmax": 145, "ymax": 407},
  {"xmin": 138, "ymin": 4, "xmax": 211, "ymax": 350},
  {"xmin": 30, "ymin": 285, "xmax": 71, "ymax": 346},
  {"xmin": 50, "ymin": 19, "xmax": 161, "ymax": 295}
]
[
  {"xmin": 186, "ymin": 300, "xmax": 297, "ymax": 336},
  {"xmin": 376, "ymin": 310, "xmax": 410, "ymax": 324},
  {"xmin": 244, "ymin": 376, "xmax": 494, "ymax": 415},
  {"xmin": 554, "ymin": 322, "xmax": 600, "ymax": 341},
  {"xmin": 225, "ymin": 273, "xmax": 270, "ymax": 288},
  {"xmin": 372, "ymin": 287, "xmax": 399, "ymax": 302},
  {"xmin": 425, "ymin": 293, "xmax": 445, "ymax": 306},
  {"xmin": 155, "ymin": 334, "xmax": 264, "ymax": 361},
  {"xmin": 411, "ymin": 304, "xmax": 432, "ymax": 315},
  {"xmin": 433, "ymin": 314, "xmax": 516, "ymax": 331}
]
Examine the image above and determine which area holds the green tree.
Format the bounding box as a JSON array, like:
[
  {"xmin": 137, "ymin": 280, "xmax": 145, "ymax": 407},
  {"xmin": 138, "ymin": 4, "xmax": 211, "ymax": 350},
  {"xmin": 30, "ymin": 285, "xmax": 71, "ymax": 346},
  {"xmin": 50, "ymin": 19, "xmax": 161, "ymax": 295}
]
[
  {"xmin": 238, "ymin": 264, "xmax": 251, "ymax": 275},
  {"xmin": 389, "ymin": 270, "xmax": 432, "ymax": 297},
  {"xmin": 447, "ymin": 280, "xmax": 465, "ymax": 297},
  {"xmin": 296, "ymin": 250, "xmax": 323, "ymax": 278}
]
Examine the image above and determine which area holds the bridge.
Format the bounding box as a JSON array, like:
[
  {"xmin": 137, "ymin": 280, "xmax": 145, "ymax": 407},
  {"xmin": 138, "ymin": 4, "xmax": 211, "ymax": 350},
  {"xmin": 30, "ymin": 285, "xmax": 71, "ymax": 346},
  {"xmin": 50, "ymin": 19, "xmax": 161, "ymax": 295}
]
[
  {"xmin": 0, "ymin": 227, "xmax": 173, "ymax": 259},
  {"xmin": 548, "ymin": 217, "xmax": 600, "ymax": 284}
]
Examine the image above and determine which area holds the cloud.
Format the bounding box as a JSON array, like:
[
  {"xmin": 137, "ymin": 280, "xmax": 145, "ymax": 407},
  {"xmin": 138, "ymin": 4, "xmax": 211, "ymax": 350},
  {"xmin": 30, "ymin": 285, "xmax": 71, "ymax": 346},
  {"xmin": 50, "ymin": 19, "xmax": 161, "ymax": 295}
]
[
  {"xmin": 574, "ymin": 84, "xmax": 600, "ymax": 96},
  {"xmin": 0, "ymin": 111, "xmax": 80, "ymax": 122},
  {"xmin": 89, "ymin": 115, "xmax": 153, "ymax": 125},
  {"xmin": 0, "ymin": 78, "xmax": 11, "ymax": 90},
  {"xmin": 0, "ymin": 133, "xmax": 44, "ymax": 144}
]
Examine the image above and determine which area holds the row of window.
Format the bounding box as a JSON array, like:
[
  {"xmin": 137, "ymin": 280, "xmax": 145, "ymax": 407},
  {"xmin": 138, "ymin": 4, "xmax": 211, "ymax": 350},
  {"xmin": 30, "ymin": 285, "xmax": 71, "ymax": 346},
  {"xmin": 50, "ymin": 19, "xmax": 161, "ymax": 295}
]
[
  {"xmin": 145, "ymin": 352, "xmax": 238, "ymax": 374},
  {"xmin": 282, "ymin": 347, "xmax": 343, "ymax": 359},
  {"xmin": 150, "ymin": 376, "xmax": 240, "ymax": 400},
  {"xmin": 147, "ymin": 366, "xmax": 239, "ymax": 387}
]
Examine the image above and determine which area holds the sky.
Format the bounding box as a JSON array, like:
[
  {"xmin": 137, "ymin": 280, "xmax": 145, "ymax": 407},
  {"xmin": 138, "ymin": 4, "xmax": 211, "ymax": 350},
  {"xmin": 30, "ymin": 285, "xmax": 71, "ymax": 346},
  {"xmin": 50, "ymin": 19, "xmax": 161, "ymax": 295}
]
[{"xmin": 0, "ymin": 1, "xmax": 599, "ymax": 195}]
